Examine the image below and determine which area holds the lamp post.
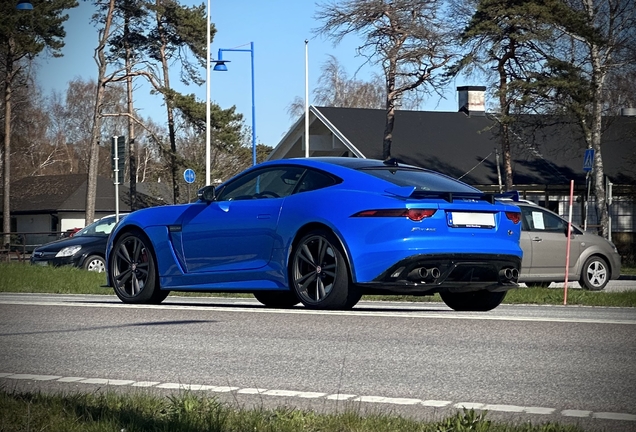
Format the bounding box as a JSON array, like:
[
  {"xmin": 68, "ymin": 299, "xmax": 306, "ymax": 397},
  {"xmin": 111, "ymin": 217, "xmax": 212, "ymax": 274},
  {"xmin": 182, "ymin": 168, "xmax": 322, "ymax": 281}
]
[
  {"xmin": 205, "ymin": 0, "xmax": 211, "ymax": 185},
  {"xmin": 212, "ymin": 42, "xmax": 257, "ymax": 166}
]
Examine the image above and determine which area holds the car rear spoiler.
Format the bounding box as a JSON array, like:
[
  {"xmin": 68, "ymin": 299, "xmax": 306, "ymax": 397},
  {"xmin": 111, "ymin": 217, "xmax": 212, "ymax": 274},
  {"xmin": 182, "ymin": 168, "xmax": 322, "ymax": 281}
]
[{"xmin": 385, "ymin": 187, "xmax": 520, "ymax": 204}]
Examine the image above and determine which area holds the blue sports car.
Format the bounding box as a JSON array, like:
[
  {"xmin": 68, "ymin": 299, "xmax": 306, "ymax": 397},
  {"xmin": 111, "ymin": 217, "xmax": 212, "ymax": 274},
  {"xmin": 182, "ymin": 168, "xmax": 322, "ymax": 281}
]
[{"xmin": 105, "ymin": 158, "xmax": 522, "ymax": 311}]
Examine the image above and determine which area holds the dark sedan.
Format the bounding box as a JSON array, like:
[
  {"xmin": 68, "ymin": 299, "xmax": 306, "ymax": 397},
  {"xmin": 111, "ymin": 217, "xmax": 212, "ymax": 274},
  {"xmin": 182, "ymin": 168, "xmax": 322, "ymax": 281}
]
[{"xmin": 30, "ymin": 215, "xmax": 125, "ymax": 272}]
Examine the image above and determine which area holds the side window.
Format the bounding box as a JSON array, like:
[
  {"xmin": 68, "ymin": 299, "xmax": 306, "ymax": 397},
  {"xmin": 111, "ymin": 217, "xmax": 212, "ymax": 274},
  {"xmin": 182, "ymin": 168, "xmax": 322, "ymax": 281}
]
[
  {"xmin": 294, "ymin": 169, "xmax": 337, "ymax": 194},
  {"xmin": 217, "ymin": 167, "xmax": 306, "ymax": 201},
  {"xmin": 522, "ymin": 208, "xmax": 565, "ymax": 232}
]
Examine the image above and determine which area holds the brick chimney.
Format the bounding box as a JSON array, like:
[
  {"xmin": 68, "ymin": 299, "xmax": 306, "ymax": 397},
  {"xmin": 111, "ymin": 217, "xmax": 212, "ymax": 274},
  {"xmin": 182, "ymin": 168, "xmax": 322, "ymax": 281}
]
[{"xmin": 457, "ymin": 86, "xmax": 486, "ymax": 116}]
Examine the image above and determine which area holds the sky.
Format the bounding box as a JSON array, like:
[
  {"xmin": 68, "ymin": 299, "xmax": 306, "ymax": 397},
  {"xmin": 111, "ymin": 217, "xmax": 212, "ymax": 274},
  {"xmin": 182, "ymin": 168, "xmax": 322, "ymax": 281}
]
[{"xmin": 35, "ymin": 0, "xmax": 471, "ymax": 149}]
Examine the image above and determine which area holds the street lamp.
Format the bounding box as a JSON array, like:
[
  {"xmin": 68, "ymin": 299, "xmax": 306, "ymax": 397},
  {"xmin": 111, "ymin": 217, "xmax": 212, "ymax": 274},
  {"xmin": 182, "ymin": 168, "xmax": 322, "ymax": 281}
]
[
  {"xmin": 212, "ymin": 42, "xmax": 257, "ymax": 166},
  {"xmin": 205, "ymin": 0, "xmax": 211, "ymax": 185}
]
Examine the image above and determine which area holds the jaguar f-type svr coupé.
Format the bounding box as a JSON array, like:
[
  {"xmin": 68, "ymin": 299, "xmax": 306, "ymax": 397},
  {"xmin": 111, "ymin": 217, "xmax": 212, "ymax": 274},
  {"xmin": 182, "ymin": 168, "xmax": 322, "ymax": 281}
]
[{"xmin": 105, "ymin": 157, "xmax": 523, "ymax": 311}]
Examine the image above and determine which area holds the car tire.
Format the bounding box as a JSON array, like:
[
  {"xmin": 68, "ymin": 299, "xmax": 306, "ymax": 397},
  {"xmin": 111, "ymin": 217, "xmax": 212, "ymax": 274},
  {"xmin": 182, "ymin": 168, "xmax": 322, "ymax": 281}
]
[
  {"xmin": 83, "ymin": 255, "xmax": 106, "ymax": 273},
  {"xmin": 290, "ymin": 229, "xmax": 361, "ymax": 310},
  {"xmin": 110, "ymin": 230, "xmax": 169, "ymax": 304},
  {"xmin": 253, "ymin": 291, "xmax": 300, "ymax": 308},
  {"xmin": 440, "ymin": 290, "xmax": 507, "ymax": 311},
  {"xmin": 579, "ymin": 256, "xmax": 610, "ymax": 291}
]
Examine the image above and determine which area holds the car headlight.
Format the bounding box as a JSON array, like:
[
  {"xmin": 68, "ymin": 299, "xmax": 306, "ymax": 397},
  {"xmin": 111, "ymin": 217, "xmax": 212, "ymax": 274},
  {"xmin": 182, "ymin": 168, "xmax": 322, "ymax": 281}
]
[{"xmin": 56, "ymin": 245, "xmax": 82, "ymax": 257}]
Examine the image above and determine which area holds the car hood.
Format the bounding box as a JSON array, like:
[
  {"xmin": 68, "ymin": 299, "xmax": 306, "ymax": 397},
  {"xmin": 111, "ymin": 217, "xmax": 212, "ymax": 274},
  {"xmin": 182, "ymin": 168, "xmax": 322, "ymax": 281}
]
[{"xmin": 34, "ymin": 235, "xmax": 107, "ymax": 253}]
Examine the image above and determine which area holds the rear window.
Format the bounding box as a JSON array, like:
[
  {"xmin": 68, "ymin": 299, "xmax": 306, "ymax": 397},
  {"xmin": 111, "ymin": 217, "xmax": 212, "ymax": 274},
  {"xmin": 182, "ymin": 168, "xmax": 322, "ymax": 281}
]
[{"xmin": 359, "ymin": 168, "xmax": 479, "ymax": 193}]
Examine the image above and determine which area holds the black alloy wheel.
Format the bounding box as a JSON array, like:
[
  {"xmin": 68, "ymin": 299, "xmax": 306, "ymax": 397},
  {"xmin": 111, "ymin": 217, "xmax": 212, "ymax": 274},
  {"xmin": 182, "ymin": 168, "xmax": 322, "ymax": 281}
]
[
  {"xmin": 110, "ymin": 231, "xmax": 169, "ymax": 304},
  {"xmin": 290, "ymin": 230, "xmax": 360, "ymax": 310}
]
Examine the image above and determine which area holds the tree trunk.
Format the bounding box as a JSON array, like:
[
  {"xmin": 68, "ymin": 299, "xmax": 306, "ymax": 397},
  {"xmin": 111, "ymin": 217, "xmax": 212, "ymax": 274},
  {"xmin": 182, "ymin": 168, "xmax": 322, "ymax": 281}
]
[
  {"xmin": 382, "ymin": 60, "xmax": 397, "ymax": 161},
  {"xmin": 85, "ymin": 0, "xmax": 116, "ymax": 226},
  {"xmin": 156, "ymin": 0, "xmax": 179, "ymax": 204},
  {"xmin": 124, "ymin": 13, "xmax": 137, "ymax": 211},
  {"xmin": 581, "ymin": 0, "xmax": 609, "ymax": 239},
  {"xmin": 2, "ymin": 38, "xmax": 15, "ymax": 248},
  {"xmin": 498, "ymin": 52, "xmax": 514, "ymax": 191},
  {"xmin": 590, "ymin": 44, "xmax": 608, "ymax": 238}
]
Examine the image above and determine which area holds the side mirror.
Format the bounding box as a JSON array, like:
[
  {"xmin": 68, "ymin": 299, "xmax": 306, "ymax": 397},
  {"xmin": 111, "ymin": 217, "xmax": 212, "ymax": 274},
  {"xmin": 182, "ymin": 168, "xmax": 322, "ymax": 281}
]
[{"xmin": 197, "ymin": 185, "xmax": 216, "ymax": 203}]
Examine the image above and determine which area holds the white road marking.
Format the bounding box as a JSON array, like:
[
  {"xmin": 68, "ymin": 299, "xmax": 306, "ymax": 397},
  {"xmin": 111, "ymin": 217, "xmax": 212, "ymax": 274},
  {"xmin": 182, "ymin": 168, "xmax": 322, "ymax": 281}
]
[
  {"xmin": 237, "ymin": 388, "xmax": 267, "ymax": 394},
  {"xmin": 263, "ymin": 389, "xmax": 300, "ymax": 397},
  {"xmin": 326, "ymin": 393, "xmax": 356, "ymax": 401},
  {"xmin": 296, "ymin": 391, "xmax": 328, "ymax": 398},
  {"xmin": 131, "ymin": 381, "xmax": 160, "ymax": 387},
  {"xmin": 593, "ymin": 412, "xmax": 636, "ymax": 421},
  {"xmin": 524, "ymin": 407, "xmax": 556, "ymax": 415},
  {"xmin": 0, "ymin": 372, "xmax": 634, "ymax": 422},
  {"xmin": 9, "ymin": 374, "xmax": 62, "ymax": 381},
  {"xmin": 561, "ymin": 409, "xmax": 592, "ymax": 417},
  {"xmin": 482, "ymin": 404, "xmax": 524, "ymax": 413},
  {"xmin": 353, "ymin": 396, "xmax": 421, "ymax": 405},
  {"xmin": 455, "ymin": 402, "xmax": 485, "ymax": 410},
  {"xmin": 57, "ymin": 377, "xmax": 85, "ymax": 382},
  {"xmin": 156, "ymin": 383, "xmax": 184, "ymax": 389},
  {"xmin": 1, "ymin": 297, "xmax": 634, "ymax": 325},
  {"xmin": 422, "ymin": 400, "xmax": 452, "ymax": 407},
  {"xmin": 206, "ymin": 385, "xmax": 240, "ymax": 392},
  {"xmin": 352, "ymin": 395, "xmax": 390, "ymax": 403},
  {"xmin": 80, "ymin": 378, "xmax": 134, "ymax": 386}
]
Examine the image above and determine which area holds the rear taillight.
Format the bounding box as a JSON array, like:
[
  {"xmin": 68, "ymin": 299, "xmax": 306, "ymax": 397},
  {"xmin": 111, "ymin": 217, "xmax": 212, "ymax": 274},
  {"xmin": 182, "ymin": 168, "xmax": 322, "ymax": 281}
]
[
  {"xmin": 505, "ymin": 211, "xmax": 521, "ymax": 224},
  {"xmin": 352, "ymin": 209, "xmax": 436, "ymax": 221}
]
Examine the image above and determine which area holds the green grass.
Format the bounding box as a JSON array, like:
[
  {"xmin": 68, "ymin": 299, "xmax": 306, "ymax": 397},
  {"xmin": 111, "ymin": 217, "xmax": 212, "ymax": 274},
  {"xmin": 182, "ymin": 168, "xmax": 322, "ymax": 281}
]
[
  {"xmin": 0, "ymin": 388, "xmax": 586, "ymax": 432},
  {"xmin": 622, "ymin": 266, "xmax": 636, "ymax": 275},
  {"xmin": 1, "ymin": 262, "xmax": 635, "ymax": 307}
]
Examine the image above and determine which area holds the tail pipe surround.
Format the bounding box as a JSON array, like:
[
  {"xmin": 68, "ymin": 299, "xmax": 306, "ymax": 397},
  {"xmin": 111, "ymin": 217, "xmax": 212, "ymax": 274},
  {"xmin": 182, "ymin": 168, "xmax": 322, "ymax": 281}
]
[
  {"xmin": 499, "ymin": 267, "xmax": 519, "ymax": 283},
  {"xmin": 407, "ymin": 267, "xmax": 441, "ymax": 282}
]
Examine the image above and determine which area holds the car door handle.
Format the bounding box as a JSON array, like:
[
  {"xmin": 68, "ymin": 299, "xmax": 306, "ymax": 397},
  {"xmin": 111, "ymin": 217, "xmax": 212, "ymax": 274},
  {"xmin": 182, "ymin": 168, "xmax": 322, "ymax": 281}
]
[
  {"xmin": 531, "ymin": 237, "xmax": 542, "ymax": 242},
  {"xmin": 257, "ymin": 214, "xmax": 271, "ymax": 219}
]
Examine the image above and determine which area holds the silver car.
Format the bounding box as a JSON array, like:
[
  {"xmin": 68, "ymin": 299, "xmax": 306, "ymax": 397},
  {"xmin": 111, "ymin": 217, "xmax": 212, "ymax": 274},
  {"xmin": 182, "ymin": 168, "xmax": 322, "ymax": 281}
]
[{"xmin": 516, "ymin": 202, "xmax": 621, "ymax": 290}]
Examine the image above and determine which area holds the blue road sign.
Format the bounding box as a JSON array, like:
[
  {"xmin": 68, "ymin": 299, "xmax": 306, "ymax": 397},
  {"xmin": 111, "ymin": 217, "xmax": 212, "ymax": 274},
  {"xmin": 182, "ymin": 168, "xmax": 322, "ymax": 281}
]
[
  {"xmin": 583, "ymin": 148, "xmax": 595, "ymax": 172},
  {"xmin": 183, "ymin": 168, "xmax": 196, "ymax": 184}
]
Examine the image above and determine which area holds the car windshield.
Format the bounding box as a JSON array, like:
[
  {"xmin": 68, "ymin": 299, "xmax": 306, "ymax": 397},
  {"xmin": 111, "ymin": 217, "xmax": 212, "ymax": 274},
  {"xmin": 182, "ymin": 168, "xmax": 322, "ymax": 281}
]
[
  {"xmin": 359, "ymin": 167, "xmax": 480, "ymax": 193},
  {"xmin": 75, "ymin": 216, "xmax": 121, "ymax": 237}
]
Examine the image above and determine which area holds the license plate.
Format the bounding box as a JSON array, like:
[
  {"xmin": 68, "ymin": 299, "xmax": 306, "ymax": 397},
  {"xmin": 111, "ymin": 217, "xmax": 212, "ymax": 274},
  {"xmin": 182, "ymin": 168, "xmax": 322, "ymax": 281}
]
[
  {"xmin": 34, "ymin": 261, "xmax": 48, "ymax": 266},
  {"xmin": 448, "ymin": 212, "xmax": 495, "ymax": 228}
]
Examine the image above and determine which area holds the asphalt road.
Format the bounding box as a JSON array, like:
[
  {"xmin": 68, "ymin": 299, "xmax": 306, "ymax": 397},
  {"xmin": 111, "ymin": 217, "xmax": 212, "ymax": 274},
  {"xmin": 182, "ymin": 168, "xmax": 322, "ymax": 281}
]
[{"xmin": 1, "ymin": 292, "xmax": 635, "ymax": 431}]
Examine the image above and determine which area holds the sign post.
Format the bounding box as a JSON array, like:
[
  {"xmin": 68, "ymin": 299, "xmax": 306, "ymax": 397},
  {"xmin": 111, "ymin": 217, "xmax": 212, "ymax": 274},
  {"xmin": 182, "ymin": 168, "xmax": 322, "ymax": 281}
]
[
  {"xmin": 111, "ymin": 136, "xmax": 126, "ymax": 222},
  {"xmin": 184, "ymin": 169, "xmax": 196, "ymax": 202}
]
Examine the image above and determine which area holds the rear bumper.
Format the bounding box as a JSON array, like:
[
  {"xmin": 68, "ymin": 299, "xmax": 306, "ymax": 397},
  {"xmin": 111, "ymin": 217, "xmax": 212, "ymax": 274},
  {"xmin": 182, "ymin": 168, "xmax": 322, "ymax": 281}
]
[{"xmin": 359, "ymin": 253, "xmax": 521, "ymax": 295}]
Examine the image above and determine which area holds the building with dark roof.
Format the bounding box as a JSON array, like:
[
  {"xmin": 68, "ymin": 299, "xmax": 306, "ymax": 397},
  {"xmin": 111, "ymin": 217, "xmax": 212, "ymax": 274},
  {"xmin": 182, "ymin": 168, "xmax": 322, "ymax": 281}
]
[{"xmin": 269, "ymin": 106, "xmax": 636, "ymax": 188}]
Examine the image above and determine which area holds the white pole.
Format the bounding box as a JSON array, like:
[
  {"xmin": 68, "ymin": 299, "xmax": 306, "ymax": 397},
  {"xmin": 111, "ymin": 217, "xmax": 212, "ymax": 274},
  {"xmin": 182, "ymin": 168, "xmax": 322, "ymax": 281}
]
[
  {"xmin": 304, "ymin": 39, "xmax": 309, "ymax": 158},
  {"xmin": 205, "ymin": 0, "xmax": 211, "ymax": 186},
  {"xmin": 113, "ymin": 136, "xmax": 120, "ymax": 223}
]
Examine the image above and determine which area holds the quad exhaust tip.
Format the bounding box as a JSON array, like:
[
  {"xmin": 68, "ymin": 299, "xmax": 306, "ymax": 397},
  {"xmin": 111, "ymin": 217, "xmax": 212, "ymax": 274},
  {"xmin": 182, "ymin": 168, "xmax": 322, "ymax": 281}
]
[{"xmin": 407, "ymin": 267, "xmax": 441, "ymax": 282}]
